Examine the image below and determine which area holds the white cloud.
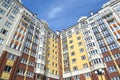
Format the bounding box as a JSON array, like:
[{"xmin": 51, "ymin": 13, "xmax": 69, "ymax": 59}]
[{"xmin": 49, "ymin": 7, "xmax": 62, "ymax": 19}]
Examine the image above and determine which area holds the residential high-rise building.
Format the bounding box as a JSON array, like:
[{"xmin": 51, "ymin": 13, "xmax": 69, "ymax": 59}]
[
  {"xmin": 0, "ymin": 0, "xmax": 120, "ymax": 80},
  {"xmin": 61, "ymin": 23, "xmax": 90, "ymax": 80}
]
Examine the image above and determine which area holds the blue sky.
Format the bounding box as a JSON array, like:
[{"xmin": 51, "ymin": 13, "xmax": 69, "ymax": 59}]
[{"xmin": 22, "ymin": 0, "xmax": 108, "ymax": 31}]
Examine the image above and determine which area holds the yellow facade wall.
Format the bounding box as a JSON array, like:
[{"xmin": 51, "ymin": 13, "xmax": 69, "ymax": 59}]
[
  {"xmin": 62, "ymin": 30, "xmax": 90, "ymax": 73},
  {"xmin": 86, "ymin": 78, "xmax": 92, "ymax": 80},
  {"xmin": 0, "ymin": 60, "xmax": 14, "ymax": 80},
  {"xmin": 6, "ymin": 60, "xmax": 14, "ymax": 66},
  {"xmin": 1, "ymin": 72, "xmax": 10, "ymax": 80},
  {"xmin": 46, "ymin": 36, "xmax": 59, "ymax": 75}
]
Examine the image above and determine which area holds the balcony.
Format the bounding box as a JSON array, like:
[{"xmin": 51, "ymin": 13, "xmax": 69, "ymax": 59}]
[
  {"xmin": 93, "ymin": 63, "xmax": 105, "ymax": 70},
  {"xmin": 20, "ymin": 21, "xmax": 28, "ymax": 28},
  {"xmin": 105, "ymin": 15, "xmax": 115, "ymax": 21},
  {"xmin": 35, "ymin": 69, "xmax": 44, "ymax": 75}
]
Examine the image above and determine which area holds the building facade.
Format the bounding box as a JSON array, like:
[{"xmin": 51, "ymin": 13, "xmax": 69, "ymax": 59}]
[{"xmin": 0, "ymin": 0, "xmax": 120, "ymax": 80}]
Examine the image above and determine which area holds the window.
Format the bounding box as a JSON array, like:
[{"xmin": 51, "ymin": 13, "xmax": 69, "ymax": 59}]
[
  {"xmin": 25, "ymin": 40, "xmax": 31, "ymax": 48},
  {"xmin": 4, "ymin": 0, "xmax": 13, "ymax": 5},
  {"xmin": 69, "ymin": 40, "xmax": 73, "ymax": 44},
  {"xmin": 12, "ymin": 10, "xmax": 17, "ymax": 15},
  {"xmin": 65, "ymin": 78, "xmax": 71, "ymax": 80},
  {"xmin": 90, "ymin": 22, "xmax": 96, "ymax": 27},
  {"xmin": 14, "ymin": 5, "xmax": 20, "ymax": 11},
  {"xmin": 62, "ymin": 34, "xmax": 66, "ymax": 39},
  {"xmin": 79, "ymin": 48, "xmax": 84, "ymax": 53},
  {"xmin": 81, "ymin": 55, "xmax": 86, "ymax": 60},
  {"xmin": 87, "ymin": 42, "xmax": 95, "ymax": 47},
  {"xmin": 113, "ymin": 5, "xmax": 120, "ymax": 12},
  {"xmin": 2, "ymin": 3, "xmax": 9, "ymax": 9},
  {"xmin": 85, "ymin": 36, "xmax": 92, "ymax": 41},
  {"xmin": 37, "ymin": 63, "xmax": 41, "ymax": 68},
  {"xmin": 71, "ymin": 52, "xmax": 75, "ymax": 56},
  {"xmin": 102, "ymin": 30, "xmax": 111, "ymax": 37},
  {"xmin": 0, "ymin": 38, "xmax": 4, "ymax": 44},
  {"xmin": 48, "ymin": 60, "xmax": 50, "ymax": 64},
  {"xmin": 55, "ymin": 57, "xmax": 57, "ymax": 60},
  {"xmin": 70, "ymin": 45, "xmax": 74, "ymax": 49},
  {"xmin": 93, "ymin": 58, "xmax": 102, "ymax": 64},
  {"xmin": 55, "ymin": 71, "xmax": 57, "ymax": 75},
  {"xmin": 29, "ymin": 61, "xmax": 35, "ymax": 67},
  {"xmin": 89, "ymin": 50, "xmax": 98, "ymax": 55},
  {"xmin": 17, "ymin": 69, "xmax": 25, "ymax": 75},
  {"xmin": 53, "ymin": 50, "xmax": 54, "ymax": 53},
  {"xmin": 109, "ymin": 43, "xmax": 117, "ymax": 50},
  {"xmin": 26, "ymin": 71, "xmax": 33, "ymax": 78},
  {"xmin": 95, "ymin": 33, "xmax": 102, "ymax": 40},
  {"xmin": 36, "ymin": 63, "xmax": 44, "ymax": 70},
  {"xmin": 118, "ymin": 64, "xmax": 120, "ymax": 68},
  {"xmin": 63, "ymin": 54, "xmax": 68, "ymax": 60},
  {"xmin": 72, "ymin": 59, "xmax": 76, "ymax": 63},
  {"xmin": 21, "ymin": 58, "xmax": 27, "ymax": 64},
  {"xmin": 0, "ymin": 28, "xmax": 8, "ymax": 35},
  {"xmin": 4, "ymin": 65, "xmax": 12, "ymax": 72},
  {"xmin": 4, "ymin": 21, "xmax": 12, "ymax": 27},
  {"xmin": 74, "ymin": 27, "xmax": 79, "ymax": 31},
  {"xmin": 106, "ymin": 36, "xmax": 114, "ymax": 44},
  {"xmin": 68, "ymin": 30, "xmax": 72, "ymax": 34},
  {"xmin": 30, "ymin": 51, "xmax": 36, "ymax": 58},
  {"xmin": 46, "ymin": 78, "xmax": 50, "ymax": 80},
  {"xmin": 83, "ymin": 63, "xmax": 88, "ymax": 68},
  {"xmin": 98, "ymin": 40, "xmax": 105, "ymax": 46},
  {"xmin": 101, "ymin": 47, "xmax": 108, "ymax": 53},
  {"xmin": 63, "ymin": 48, "xmax": 68, "ymax": 53},
  {"xmin": 84, "ymin": 73, "xmax": 90, "ymax": 78},
  {"xmin": 46, "ymin": 68, "xmax": 50, "ymax": 73},
  {"xmin": 55, "ymin": 51, "xmax": 57, "ymax": 54},
  {"xmin": 108, "ymin": 66, "xmax": 117, "ymax": 73},
  {"xmin": 73, "ymin": 75, "xmax": 79, "ymax": 80},
  {"xmin": 29, "ymin": 28, "xmax": 34, "ymax": 34},
  {"xmin": 73, "ymin": 66, "xmax": 78, "ymax": 71},
  {"xmin": 52, "ymin": 70, "xmax": 54, "ymax": 74},
  {"xmin": 55, "ymin": 46, "xmax": 57, "ymax": 49},
  {"xmin": 0, "ymin": 8, "xmax": 6, "ymax": 15},
  {"xmin": 76, "ymin": 31, "xmax": 79, "ymax": 35},
  {"xmin": 83, "ymin": 30, "xmax": 90, "ymax": 35},
  {"xmin": 0, "ymin": 17, "xmax": 2, "ymax": 22},
  {"xmin": 23, "ymin": 47, "xmax": 29, "ymax": 53},
  {"xmin": 104, "ymin": 56, "xmax": 112, "ymax": 62},
  {"xmin": 114, "ymin": 53, "xmax": 120, "ymax": 60},
  {"xmin": 111, "ymin": 76, "xmax": 120, "ymax": 80},
  {"xmin": 97, "ymin": 19, "xmax": 104, "ymax": 25},
  {"xmin": 77, "ymin": 36, "xmax": 81, "ymax": 40},
  {"xmin": 8, "ymin": 15, "xmax": 15, "ymax": 21},
  {"xmin": 52, "ymin": 62, "xmax": 54, "ymax": 66},
  {"xmin": 8, "ymin": 53, "xmax": 16, "ymax": 60},
  {"xmin": 64, "ymin": 68, "xmax": 70, "ymax": 73},
  {"xmin": 55, "ymin": 64, "xmax": 57, "ymax": 67},
  {"xmin": 62, "ymin": 43, "xmax": 67, "ymax": 48},
  {"xmin": 68, "ymin": 35, "xmax": 72, "ymax": 38},
  {"xmin": 47, "ymin": 53, "xmax": 50, "ymax": 57},
  {"xmin": 78, "ymin": 42, "xmax": 82, "ymax": 46}
]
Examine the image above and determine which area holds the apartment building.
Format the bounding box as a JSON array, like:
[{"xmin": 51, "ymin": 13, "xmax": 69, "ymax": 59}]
[
  {"xmin": 44, "ymin": 29, "xmax": 59, "ymax": 80},
  {"xmin": 35, "ymin": 21, "xmax": 48, "ymax": 80},
  {"xmin": 0, "ymin": 0, "xmax": 120, "ymax": 80},
  {"xmin": 0, "ymin": 0, "xmax": 60, "ymax": 80},
  {"xmin": 60, "ymin": 24, "xmax": 90, "ymax": 80},
  {"xmin": 61, "ymin": 0, "xmax": 120, "ymax": 80}
]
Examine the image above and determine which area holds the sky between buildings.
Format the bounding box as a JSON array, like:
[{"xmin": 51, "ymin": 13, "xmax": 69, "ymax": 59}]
[{"xmin": 22, "ymin": 0, "xmax": 108, "ymax": 32}]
